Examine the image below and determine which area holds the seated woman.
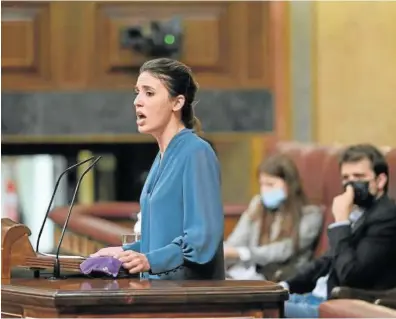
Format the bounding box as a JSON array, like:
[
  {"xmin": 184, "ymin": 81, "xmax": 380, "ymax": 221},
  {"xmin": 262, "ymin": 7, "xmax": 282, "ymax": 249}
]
[{"xmin": 224, "ymin": 154, "xmax": 323, "ymax": 281}]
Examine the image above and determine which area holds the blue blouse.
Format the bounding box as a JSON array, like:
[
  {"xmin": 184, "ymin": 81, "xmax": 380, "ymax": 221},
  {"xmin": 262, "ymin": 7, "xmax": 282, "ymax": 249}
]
[{"xmin": 123, "ymin": 129, "xmax": 225, "ymax": 280}]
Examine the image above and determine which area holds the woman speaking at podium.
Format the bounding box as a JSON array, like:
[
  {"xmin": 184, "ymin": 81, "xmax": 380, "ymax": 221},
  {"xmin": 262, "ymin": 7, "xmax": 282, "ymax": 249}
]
[{"xmin": 92, "ymin": 58, "xmax": 225, "ymax": 280}]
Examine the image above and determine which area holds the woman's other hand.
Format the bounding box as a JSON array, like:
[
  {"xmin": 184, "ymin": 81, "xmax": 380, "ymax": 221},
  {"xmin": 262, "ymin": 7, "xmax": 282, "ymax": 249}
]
[
  {"xmin": 117, "ymin": 250, "xmax": 151, "ymax": 274},
  {"xmin": 224, "ymin": 246, "xmax": 240, "ymax": 259},
  {"xmin": 90, "ymin": 246, "xmax": 123, "ymax": 258}
]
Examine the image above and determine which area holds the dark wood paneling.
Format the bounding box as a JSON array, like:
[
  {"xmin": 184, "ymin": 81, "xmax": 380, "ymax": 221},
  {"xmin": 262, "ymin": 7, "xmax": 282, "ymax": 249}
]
[
  {"xmin": 1, "ymin": 1, "xmax": 271, "ymax": 90},
  {"xmin": 91, "ymin": 1, "xmax": 270, "ymax": 89},
  {"xmin": 1, "ymin": 2, "xmax": 51, "ymax": 90},
  {"xmin": 269, "ymin": 1, "xmax": 292, "ymax": 140},
  {"xmin": 49, "ymin": 2, "xmax": 94, "ymax": 89}
]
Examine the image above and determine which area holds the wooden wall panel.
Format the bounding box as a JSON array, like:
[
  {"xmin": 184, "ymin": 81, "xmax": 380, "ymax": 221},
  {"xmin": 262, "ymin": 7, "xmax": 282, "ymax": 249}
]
[
  {"xmin": 91, "ymin": 1, "xmax": 270, "ymax": 89},
  {"xmin": 1, "ymin": 1, "xmax": 271, "ymax": 91},
  {"xmin": 48, "ymin": 2, "xmax": 94, "ymax": 89},
  {"xmin": 1, "ymin": 2, "xmax": 52, "ymax": 90}
]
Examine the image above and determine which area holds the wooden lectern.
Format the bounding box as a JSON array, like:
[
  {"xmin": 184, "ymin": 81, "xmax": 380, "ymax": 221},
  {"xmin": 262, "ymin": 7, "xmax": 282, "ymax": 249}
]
[
  {"xmin": 1, "ymin": 219, "xmax": 289, "ymax": 318},
  {"xmin": 1, "ymin": 218, "xmax": 83, "ymax": 284}
]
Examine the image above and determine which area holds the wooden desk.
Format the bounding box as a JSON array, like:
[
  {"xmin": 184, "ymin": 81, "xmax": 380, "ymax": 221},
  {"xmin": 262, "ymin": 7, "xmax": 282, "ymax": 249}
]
[
  {"xmin": 1, "ymin": 218, "xmax": 288, "ymax": 318},
  {"xmin": 2, "ymin": 276, "xmax": 288, "ymax": 318}
]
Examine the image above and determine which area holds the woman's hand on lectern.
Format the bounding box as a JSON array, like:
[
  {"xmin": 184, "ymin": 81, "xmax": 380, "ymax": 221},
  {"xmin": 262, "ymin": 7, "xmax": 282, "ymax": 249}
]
[
  {"xmin": 116, "ymin": 250, "xmax": 151, "ymax": 274},
  {"xmin": 90, "ymin": 246, "xmax": 123, "ymax": 258}
]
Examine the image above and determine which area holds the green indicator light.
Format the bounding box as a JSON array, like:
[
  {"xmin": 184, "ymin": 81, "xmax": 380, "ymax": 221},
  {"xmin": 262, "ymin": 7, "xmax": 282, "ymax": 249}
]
[{"xmin": 164, "ymin": 34, "xmax": 175, "ymax": 45}]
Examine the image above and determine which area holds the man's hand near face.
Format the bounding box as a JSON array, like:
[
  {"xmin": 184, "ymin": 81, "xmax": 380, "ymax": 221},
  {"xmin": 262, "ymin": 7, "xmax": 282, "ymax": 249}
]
[{"xmin": 332, "ymin": 185, "xmax": 354, "ymax": 222}]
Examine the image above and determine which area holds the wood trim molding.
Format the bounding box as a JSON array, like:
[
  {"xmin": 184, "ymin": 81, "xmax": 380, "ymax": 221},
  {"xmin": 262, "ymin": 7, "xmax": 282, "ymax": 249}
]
[
  {"xmin": 249, "ymin": 135, "xmax": 267, "ymax": 198},
  {"xmin": 269, "ymin": 1, "xmax": 292, "ymax": 140},
  {"xmin": 1, "ymin": 132, "xmax": 269, "ymax": 144}
]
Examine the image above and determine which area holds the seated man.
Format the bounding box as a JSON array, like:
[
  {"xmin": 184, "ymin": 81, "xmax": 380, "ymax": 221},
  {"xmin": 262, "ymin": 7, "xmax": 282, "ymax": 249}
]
[{"xmin": 280, "ymin": 144, "xmax": 396, "ymax": 318}]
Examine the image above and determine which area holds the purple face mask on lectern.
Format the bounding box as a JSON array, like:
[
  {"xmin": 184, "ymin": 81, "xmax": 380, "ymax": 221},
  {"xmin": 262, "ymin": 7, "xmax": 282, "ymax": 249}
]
[{"xmin": 80, "ymin": 256, "xmax": 123, "ymax": 277}]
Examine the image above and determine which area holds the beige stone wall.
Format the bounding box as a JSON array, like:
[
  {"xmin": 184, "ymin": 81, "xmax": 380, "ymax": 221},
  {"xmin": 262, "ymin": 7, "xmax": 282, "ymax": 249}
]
[{"xmin": 313, "ymin": 2, "xmax": 396, "ymax": 146}]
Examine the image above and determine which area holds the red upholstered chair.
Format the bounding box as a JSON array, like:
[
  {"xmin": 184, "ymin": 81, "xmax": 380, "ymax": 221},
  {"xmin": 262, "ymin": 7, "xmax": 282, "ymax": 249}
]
[
  {"xmin": 48, "ymin": 202, "xmax": 140, "ymax": 255},
  {"xmin": 320, "ymin": 299, "xmax": 396, "ymax": 318},
  {"xmin": 299, "ymin": 146, "xmax": 331, "ymax": 205},
  {"xmin": 48, "ymin": 202, "xmax": 248, "ymax": 256},
  {"xmin": 265, "ymin": 142, "xmax": 396, "ymax": 260},
  {"xmin": 386, "ymin": 148, "xmax": 396, "ymax": 200},
  {"xmin": 48, "ymin": 141, "xmax": 396, "ymax": 277}
]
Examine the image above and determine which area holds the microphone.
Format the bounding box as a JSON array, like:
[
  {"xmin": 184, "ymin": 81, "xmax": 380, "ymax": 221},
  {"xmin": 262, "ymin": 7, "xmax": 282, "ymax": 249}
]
[
  {"xmin": 50, "ymin": 156, "xmax": 102, "ymax": 280},
  {"xmin": 35, "ymin": 156, "xmax": 97, "ymax": 254}
]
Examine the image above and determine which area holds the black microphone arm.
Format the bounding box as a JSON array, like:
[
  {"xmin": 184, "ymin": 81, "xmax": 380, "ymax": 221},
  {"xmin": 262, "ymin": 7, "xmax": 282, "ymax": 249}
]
[
  {"xmin": 50, "ymin": 156, "xmax": 102, "ymax": 280},
  {"xmin": 35, "ymin": 156, "xmax": 97, "ymax": 254}
]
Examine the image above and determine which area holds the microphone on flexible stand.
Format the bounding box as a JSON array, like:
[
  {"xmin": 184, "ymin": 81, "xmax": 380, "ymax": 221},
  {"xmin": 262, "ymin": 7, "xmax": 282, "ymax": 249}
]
[
  {"xmin": 49, "ymin": 156, "xmax": 102, "ymax": 280},
  {"xmin": 34, "ymin": 156, "xmax": 96, "ymax": 278}
]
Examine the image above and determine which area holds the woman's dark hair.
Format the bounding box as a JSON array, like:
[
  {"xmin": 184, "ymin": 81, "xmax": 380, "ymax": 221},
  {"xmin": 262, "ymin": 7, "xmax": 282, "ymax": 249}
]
[
  {"xmin": 254, "ymin": 154, "xmax": 308, "ymax": 251},
  {"xmin": 139, "ymin": 58, "xmax": 201, "ymax": 133}
]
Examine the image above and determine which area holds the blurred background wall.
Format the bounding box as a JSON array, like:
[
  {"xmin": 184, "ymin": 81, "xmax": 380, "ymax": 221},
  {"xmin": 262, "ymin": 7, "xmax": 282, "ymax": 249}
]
[
  {"xmin": 1, "ymin": 1, "xmax": 395, "ymax": 252},
  {"xmin": 289, "ymin": 1, "xmax": 396, "ymax": 145},
  {"xmin": 313, "ymin": 1, "xmax": 396, "ymax": 146}
]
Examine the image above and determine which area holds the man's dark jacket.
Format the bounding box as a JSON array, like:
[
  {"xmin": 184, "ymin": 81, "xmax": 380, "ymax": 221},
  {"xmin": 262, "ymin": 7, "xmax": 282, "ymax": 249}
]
[{"xmin": 286, "ymin": 195, "xmax": 396, "ymax": 298}]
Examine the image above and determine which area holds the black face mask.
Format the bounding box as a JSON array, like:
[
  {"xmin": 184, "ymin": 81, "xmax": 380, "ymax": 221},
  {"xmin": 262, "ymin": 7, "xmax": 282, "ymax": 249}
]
[{"xmin": 344, "ymin": 181, "xmax": 375, "ymax": 208}]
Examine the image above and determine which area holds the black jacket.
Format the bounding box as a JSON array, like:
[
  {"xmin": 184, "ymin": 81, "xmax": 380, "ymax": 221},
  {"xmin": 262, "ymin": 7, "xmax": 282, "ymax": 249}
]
[{"xmin": 286, "ymin": 195, "xmax": 396, "ymax": 298}]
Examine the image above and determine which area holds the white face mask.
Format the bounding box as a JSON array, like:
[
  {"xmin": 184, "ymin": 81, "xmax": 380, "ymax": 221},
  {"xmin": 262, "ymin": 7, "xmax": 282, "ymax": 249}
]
[{"xmin": 261, "ymin": 188, "xmax": 287, "ymax": 210}]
